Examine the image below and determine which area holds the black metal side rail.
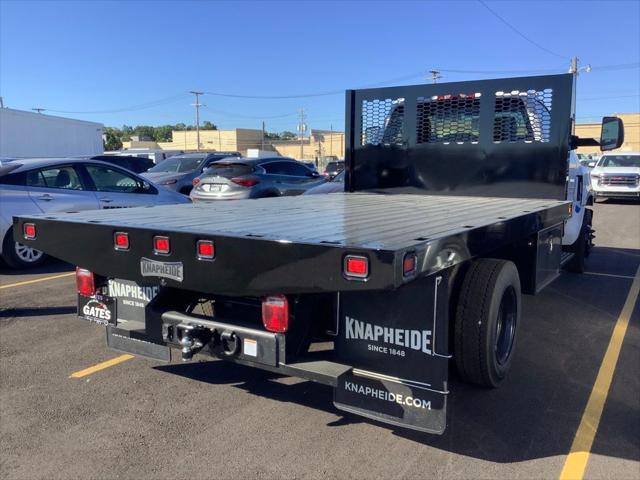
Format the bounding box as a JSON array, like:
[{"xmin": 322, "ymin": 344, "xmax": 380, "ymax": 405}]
[{"xmin": 15, "ymin": 194, "xmax": 570, "ymax": 296}]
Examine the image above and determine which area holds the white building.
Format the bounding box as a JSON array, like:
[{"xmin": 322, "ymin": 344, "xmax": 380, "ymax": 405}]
[{"xmin": 0, "ymin": 108, "xmax": 104, "ymax": 158}]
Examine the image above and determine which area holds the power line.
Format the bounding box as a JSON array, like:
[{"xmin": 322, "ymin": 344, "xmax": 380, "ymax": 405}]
[
  {"xmin": 43, "ymin": 94, "xmax": 190, "ymax": 114},
  {"xmin": 477, "ymin": 0, "xmax": 569, "ymax": 60},
  {"xmin": 38, "ymin": 63, "xmax": 640, "ymax": 115}
]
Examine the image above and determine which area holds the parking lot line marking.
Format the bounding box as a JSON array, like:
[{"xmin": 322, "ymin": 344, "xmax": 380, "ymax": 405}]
[
  {"xmin": 583, "ymin": 271, "xmax": 635, "ymax": 280},
  {"xmin": 559, "ymin": 264, "xmax": 640, "ymax": 480},
  {"xmin": 0, "ymin": 272, "xmax": 75, "ymax": 290},
  {"xmin": 69, "ymin": 354, "xmax": 134, "ymax": 379}
]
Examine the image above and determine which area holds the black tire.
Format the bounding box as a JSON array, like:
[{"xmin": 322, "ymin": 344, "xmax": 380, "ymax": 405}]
[
  {"xmin": 567, "ymin": 209, "xmax": 592, "ymax": 273},
  {"xmin": 1, "ymin": 227, "xmax": 47, "ymax": 269},
  {"xmin": 454, "ymin": 258, "xmax": 521, "ymax": 388}
]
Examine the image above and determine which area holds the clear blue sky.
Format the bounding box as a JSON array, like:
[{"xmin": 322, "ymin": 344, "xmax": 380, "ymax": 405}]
[{"xmin": 1, "ymin": 0, "xmax": 639, "ymax": 132}]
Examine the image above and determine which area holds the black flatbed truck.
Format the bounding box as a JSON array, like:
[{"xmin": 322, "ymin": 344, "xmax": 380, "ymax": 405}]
[{"xmin": 14, "ymin": 73, "xmax": 622, "ymax": 434}]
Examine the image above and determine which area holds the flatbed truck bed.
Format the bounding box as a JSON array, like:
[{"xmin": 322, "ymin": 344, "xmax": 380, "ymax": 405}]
[
  {"xmin": 16, "ymin": 193, "xmax": 569, "ymax": 296},
  {"xmin": 12, "ymin": 73, "xmax": 621, "ymax": 434}
]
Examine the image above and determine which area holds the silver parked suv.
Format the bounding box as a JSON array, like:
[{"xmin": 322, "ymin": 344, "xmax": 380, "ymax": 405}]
[{"xmin": 190, "ymin": 157, "xmax": 327, "ymax": 201}]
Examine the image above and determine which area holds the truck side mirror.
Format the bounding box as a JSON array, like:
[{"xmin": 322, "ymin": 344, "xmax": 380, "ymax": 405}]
[{"xmin": 600, "ymin": 116, "xmax": 624, "ymax": 151}]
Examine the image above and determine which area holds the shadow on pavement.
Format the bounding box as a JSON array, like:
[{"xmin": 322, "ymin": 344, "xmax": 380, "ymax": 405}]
[
  {"xmin": 0, "ymin": 306, "xmax": 77, "ymax": 318},
  {"xmin": 0, "ymin": 258, "xmax": 72, "ymax": 276}
]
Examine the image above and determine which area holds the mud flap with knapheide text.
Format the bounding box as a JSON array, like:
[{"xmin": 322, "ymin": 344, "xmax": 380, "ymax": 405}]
[{"xmin": 333, "ymin": 274, "xmax": 450, "ymax": 433}]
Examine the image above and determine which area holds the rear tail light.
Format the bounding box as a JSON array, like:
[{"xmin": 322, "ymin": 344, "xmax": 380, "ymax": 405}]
[
  {"xmin": 114, "ymin": 232, "xmax": 129, "ymax": 251},
  {"xmin": 76, "ymin": 267, "xmax": 96, "ymax": 297},
  {"xmin": 192, "ymin": 177, "xmax": 201, "ymax": 187},
  {"xmin": 403, "ymin": 252, "xmax": 417, "ymax": 277},
  {"xmin": 231, "ymin": 177, "xmax": 259, "ymax": 187},
  {"xmin": 153, "ymin": 236, "xmax": 170, "ymax": 255},
  {"xmin": 23, "ymin": 223, "xmax": 36, "ymax": 240},
  {"xmin": 344, "ymin": 255, "xmax": 369, "ymax": 279},
  {"xmin": 262, "ymin": 294, "xmax": 289, "ymax": 333},
  {"xmin": 196, "ymin": 240, "xmax": 215, "ymax": 260}
]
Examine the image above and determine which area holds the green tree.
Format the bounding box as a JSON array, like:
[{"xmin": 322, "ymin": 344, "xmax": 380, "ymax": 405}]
[
  {"xmin": 121, "ymin": 125, "xmax": 133, "ymax": 141},
  {"xmin": 103, "ymin": 128, "xmax": 123, "ymax": 151},
  {"xmin": 281, "ymin": 131, "xmax": 297, "ymax": 140},
  {"xmin": 133, "ymin": 125, "xmax": 155, "ymax": 140},
  {"xmin": 201, "ymin": 120, "xmax": 217, "ymax": 130},
  {"xmin": 154, "ymin": 125, "xmax": 174, "ymax": 142}
]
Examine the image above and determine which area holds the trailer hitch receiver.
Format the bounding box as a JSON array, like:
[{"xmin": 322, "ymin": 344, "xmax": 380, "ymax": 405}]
[{"xmin": 163, "ymin": 323, "xmax": 212, "ymax": 361}]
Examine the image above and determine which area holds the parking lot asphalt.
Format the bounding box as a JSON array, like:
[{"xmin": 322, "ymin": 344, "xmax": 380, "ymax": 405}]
[{"xmin": 1, "ymin": 201, "xmax": 638, "ymax": 480}]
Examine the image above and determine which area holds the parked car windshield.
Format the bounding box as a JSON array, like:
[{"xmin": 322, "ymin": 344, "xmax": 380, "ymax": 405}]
[
  {"xmin": 598, "ymin": 155, "xmax": 640, "ymax": 168},
  {"xmin": 203, "ymin": 163, "xmax": 254, "ymax": 177},
  {"xmin": 148, "ymin": 155, "xmax": 205, "ymax": 173}
]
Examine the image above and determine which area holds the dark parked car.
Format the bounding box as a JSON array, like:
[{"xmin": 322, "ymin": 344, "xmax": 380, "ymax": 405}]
[
  {"xmin": 324, "ymin": 160, "xmax": 345, "ymax": 179},
  {"xmin": 190, "ymin": 157, "xmax": 327, "ymax": 201},
  {"xmin": 142, "ymin": 152, "xmax": 240, "ymax": 195},
  {"xmin": 91, "ymin": 155, "xmax": 155, "ymax": 174}
]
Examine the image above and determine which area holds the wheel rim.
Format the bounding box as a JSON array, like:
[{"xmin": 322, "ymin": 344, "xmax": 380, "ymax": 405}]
[
  {"xmin": 495, "ymin": 286, "xmax": 517, "ymax": 366},
  {"xmin": 14, "ymin": 242, "xmax": 44, "ymax": 263}
]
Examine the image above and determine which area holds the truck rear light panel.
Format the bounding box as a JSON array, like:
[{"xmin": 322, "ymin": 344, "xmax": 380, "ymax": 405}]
[{"xmin": 14, "ymin": 194, "xmax": 569, "ymax": 296}]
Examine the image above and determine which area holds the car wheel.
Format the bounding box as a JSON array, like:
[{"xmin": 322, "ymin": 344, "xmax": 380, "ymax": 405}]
[{"xmin": 2, "ymin": 228, "xmax": 46, "ymax": 269}]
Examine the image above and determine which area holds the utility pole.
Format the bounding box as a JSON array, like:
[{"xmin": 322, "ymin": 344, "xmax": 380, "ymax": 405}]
[
  {"xmin": 297, "ymin": 108, "xmax": 306, "ymax": 159},
  {"xmin": 330, "ymin": 123, "xmax": 333, "ymax": 157},
  {"xmin": 567, "ymin": 56, "xmax": 591, "ymax": 135},
  {"xmin": 32, "ymin": 108, "xmax": 46, "ymax": 114},
  {"xmin": 261, "ymin": 121, "xmax": 265, "ymax": 150},
  {"xmin": 189, "ymin": 91, "xmax": 204, "ymax": 151},
  {"xmin": 428, "ymin": 70, "xmax": 442, "ymax": 84}
]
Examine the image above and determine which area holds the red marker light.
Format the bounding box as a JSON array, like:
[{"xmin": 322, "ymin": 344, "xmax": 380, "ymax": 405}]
[
  {"xmin": 262, "ymin": 294, "xmax": 289, "ymax": 333},
  {"xmin": 154, "ymin": 236, "xmax": 170, "ymax": 255},
  {"xmin": 76, "ymin": 267, "xmax": 96, "ymax": 297},
  {"xmin": 344, "ymin": 255, "xmax": 369, "ymax": 279},
  {"xmin": 197, "ymin": 240, "xmax": 215, "ymax": 260},
  {"xmin": 114, "ymin": 232, "xmax": 129, "ymax": 251},
  {"xmin": 403, "ymin": 253, "xmax": 417, "ymax": 277},
  {"xmin": 23, "ymin": 223, "xmax": 36, "ymax": 240}
]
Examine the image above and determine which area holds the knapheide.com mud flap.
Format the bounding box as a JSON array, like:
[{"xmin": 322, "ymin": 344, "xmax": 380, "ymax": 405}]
[{"xmin": 333, "ymin": 274, "xmax": 450, "ymax": 434}]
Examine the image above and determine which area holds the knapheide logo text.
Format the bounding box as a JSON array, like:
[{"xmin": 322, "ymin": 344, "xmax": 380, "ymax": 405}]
[{"xmin": 345, "ymin": 316, "xmax": 432, "ymax": 355}]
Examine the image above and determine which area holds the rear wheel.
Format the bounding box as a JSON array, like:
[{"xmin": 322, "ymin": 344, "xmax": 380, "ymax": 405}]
[
  {"xmin": 2, "ymin": 228, "xmax": 46, "ymax": 269},
  {"xmin": 454, "ymin": 258, "xmax": 521, "ymax": 388}
]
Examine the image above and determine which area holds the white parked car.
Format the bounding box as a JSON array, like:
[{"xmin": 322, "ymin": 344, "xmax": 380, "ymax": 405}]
[
  {"xmin": 590, "ymin": 152, "xmax": 640, "ymax": 202},
  {"xmin": 0, "ymin": 157, "xmax": 190, "ymax": 269}
]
